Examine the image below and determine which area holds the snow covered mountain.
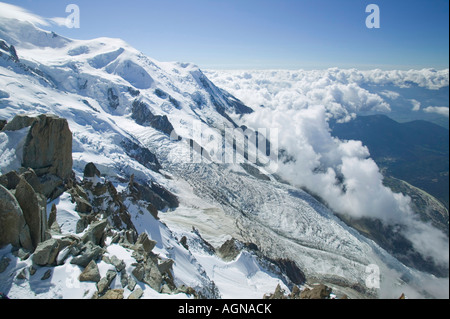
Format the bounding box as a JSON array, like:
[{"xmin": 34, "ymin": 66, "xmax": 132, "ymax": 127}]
[{"xmin": 0, "ymin": 14, "xmax": 448, "ymax": 299}]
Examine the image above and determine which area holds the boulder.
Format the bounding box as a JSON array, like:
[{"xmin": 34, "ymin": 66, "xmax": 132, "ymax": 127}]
[
  {"xmin": 14, "ymin": 177, "xmax": 47, "ymax": 249},
  {"xmin": 83, "ymin": 162, "xmax": 101, "ymax": 179},
  {"xmin": 135, "ymin": 232, "xmax": 157, "ymax": 254},
  {"xmin": 70, "ymin": 242, "xmax": 104, "ymax": 267},
  {"xmin": 217, "ymin": 238, "xmax": 241, "ymax": 261},
  {"xmin": 0, "ymin": 170, "xmax": 21, "ymax": 190},
  {"xmin": 97, "ymin": 270, "xmax": 117, "ymax": 295},
  {"xmin": 109, "ymin": 255, "xmax": 126, "ymax": 272},
  {"xmin": 3, "ymin": 114, "xmax": 36, "ymax": 132},
  {"xmin": 0, "ymin": 185, "xmax": 30, "ymax": 249},
  {"xmin": 99, "ymin": 289, "xmax": 124, "ymax": 300},
  {"xmin": 142, "ymin": 258, "xmax": 163, "ymax": 292},
  {"xmin": 22, "ymin": 114, "xmax": 73, "ymax": 180},
  {"xmin": 81, "ymin": 219, "xmax": 107, "ymax": 246},
  {"xmin": 127, "ymin": 288, "xmax": 143, "ymax": 300},
  {"xmin": 32, "ymin": 238, "xmax": 60, "ymax": 266},
  {"xmin": 300, "ymin": 284, "xmax": 332, "ymax": 299},
  {"xmin": 79, "ymin": 260, "xmax": 101, "ymax": 283}
]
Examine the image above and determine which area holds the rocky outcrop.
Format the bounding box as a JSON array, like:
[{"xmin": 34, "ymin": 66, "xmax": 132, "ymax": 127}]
[
  {"xmin": 79, "ymin": 260, "xmax": 101, "ymax": 283},
  {"xmin": 32, "ymin": 238, "xmax": 60, "ymax": 266},
  {"xmin": 121, "ymin": 138, "xmax": 162, "ymax": 172},
  {"xmin": 217, "ymin": 238, "xmax": 241, "ymax": 261},
  {"xmin": 131, "ymin": 99, "xmax": 175, "ymax": 136},
  {"xmin": 299, "ymin": 284, "xmax": 332, "ymax": 299},
  {"xmin": 2, "ymin": 114, "xmax": 36, "ymax": 132},
  {"xmin": 264, "ymin": 283, "xmax": 332, "ymax": 300},
  {"xmin": 15, "ymin": 177, "xmax": 48, "ymax": 249},
  {"xmin": 0, "ymin": 119, "xmax": 6, "ymax": 131},
  {"xmin": 22, "ymin": 114, "xmax": 73, "ymax": 180},
  {"xmin": 0, "ymin": 185, "xmax": 30, "ymax": 249}
]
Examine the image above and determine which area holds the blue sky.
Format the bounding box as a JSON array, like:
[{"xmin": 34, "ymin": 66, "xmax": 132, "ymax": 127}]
[{"xmin": 1, "ymin": 0, "xmax": 449, "ymax": 69}]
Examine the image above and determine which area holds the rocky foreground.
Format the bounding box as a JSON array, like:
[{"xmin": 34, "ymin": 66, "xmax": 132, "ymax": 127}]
[{"xmin": 0, "ymin": 113, "xmax": 339, "ymax": 299}]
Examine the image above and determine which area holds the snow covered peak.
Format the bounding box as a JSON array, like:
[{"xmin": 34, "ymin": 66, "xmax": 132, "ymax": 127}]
[{"xmin": 0, "ymin": 14, "xmax": 71, "ymax": 49}]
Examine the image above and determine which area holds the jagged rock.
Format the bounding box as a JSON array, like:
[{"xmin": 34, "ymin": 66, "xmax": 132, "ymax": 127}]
[
  {"xmin": 74, "ymin": 196, "xmax": 92, "ymax": 214},
  {"xmin": 41, "ymin": 269, "xmax": 52, "ymax": 280},
  {"xmin": 99, "ymin": 289, "xmax": 124, "ymax": 300},
  {"xmin": 109, "ymin": 255, "xmax": 126, "ymax": 272},
  {"xmin": 135, "ymin": 232, "xmax": 157, "ymax": 254},
  {"xmin": 142, "ymin": 258, "xmax": 163, "ymax": 292},
  {"xmin": 127, "ymin": 276, "xmax": 137, "ymax": 291},
  {"xmin": 0, "ymin": 184, "xmax": 29, "ymax": 249},
  {"xmin": 127, "ymin": 288, "xmax": 143, "ymax": 299},
  {"xmin": 97, "ymin": 270, "xmax": 117, "ymax": 295},
  {"xmin": 0, "ymin": 170, "xmax": 21, "ymax": 190},
  {"xmin": 158, "ymin": 259, "xmax": 174, "ymax": 275},
  {"xmin": 217, "ymin": 238, "xmax": 241, "ymax": 261},
  {"xmin": 48, "ymin": 204, "xmax": 57, "ymax": 228},
  {"xmin": 271, "ymin": 259, "xmax": 306, "ymax": 286},
  {"xmin": 161, "ymin": 284, "xmax": 173, "ymax": 294},
  {"xmin": 121, "ymin": 138, "xmax": 161, "ymax": 172},
  {"xmin": 120, "ymin": 272, "xmax": 129, "ymax": 288},
  {"xmin": 14, "ymin": 177, "xmax": 47, "ymax": 249},
  {"xmin": 300, "ymin": 284, "xmax": 332, "ymax": 299},
  {"xmin": 22, "ymin": 114, "xmax": 73, "ymax": 180},
  {"xmin": 9, "ymin": 45, "xmax": 19, "ymax": 63},
  {"xmin": 17, "ymin": 268, "xmax": 28, "ymax": 280},
  {"xmin": 128, "ymin": 178, "xmax": 178, "ymax": 212},
  {"xmin": 38, "ymin": 174, "xmax": 64, "ymax": 200},
  {"xmin": 290, "ymin": 285, "xmax": 302, "ymax": 299},
  {"xmin": 266, "ymin": 284, "xmax": 287, "ymax": 300},
  {"xmin": 0, "ymin": 119, "xmax": 6, "ymax": 131},
  {"xmin": 32, "ymin": 238, "xmax": 60, "ymax": 266},
  {"xmin": 131, "ymin": 99, "xmax": 175, "ymax": 136},
  {"xmin": 132, "ymin": 263, "xmax": 145, "ymax": 282},
  {"xmin": 47, "ymin": 205, "xmax": 62, "ymax": 237},
  {"xmin": 83, "ymin": 162, "xmax": 101, "ymax": 179},
  {"xmin": 0, "ymin": 256, "xmax": 11, "ymax": 273},
  {"xmin": 19, "ymin": 168, "xmax": 43, "ymax": 195},
  {"xmin": 179, "ymin": 236, "xmax": 189, "ymax": 250},
  {"xmin": 81, "ymin": 219, "xmax": 107, "ymax": 246},
  {"xmin": 70, "ymin": 241, "xmax": 104, "ymax": 267},
  {"xmin": 2, "ymin": 114, "xmax": 36, "ymax": 132},
  {"xmin": 79, "ymin": 260, "xmax": 101, "ymax": 282},
  {"xmin": 107, "ymin": 88, "xmax": 119, "ymax": 109}
]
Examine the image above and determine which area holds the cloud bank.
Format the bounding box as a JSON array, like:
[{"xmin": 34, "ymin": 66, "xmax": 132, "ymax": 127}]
[{"xmin": 207, "ymin": 68, "xmax": 449, "ymax": 269}]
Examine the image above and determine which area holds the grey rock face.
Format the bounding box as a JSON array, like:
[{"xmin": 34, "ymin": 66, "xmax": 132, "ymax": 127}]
[
  {"xmin": 0, "ymin": 185, "xmax": 28, "ymax": 249},
  {"xmin": 81, "ymin": 219, "xmax": 108, "ymax": 246},
  {"xmin": 14, "ymin": 177, "xmax": 47, "ymax": 249},
  {"xmin": 131, "ymin": 99, "xmax": 175, "ymax": 136},
  {"xmin": 2, "ymin": 114, "xmax": 36, "ymax": 132},
  {"xmin": 22, "ymin": 114, "xmax": 73, "ymax": 180},
  {"xmin": 79, "ymin": 260, "xmax": 101, "ymax": 283},
  {"xmin": 32, "ymin": 238, "xmax": 60, "ymax": 266}
]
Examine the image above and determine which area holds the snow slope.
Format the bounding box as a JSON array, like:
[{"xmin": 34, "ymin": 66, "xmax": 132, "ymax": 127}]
[{"xmin": 0, "ymin": 15, "xmax": 448, "ymax": 299}]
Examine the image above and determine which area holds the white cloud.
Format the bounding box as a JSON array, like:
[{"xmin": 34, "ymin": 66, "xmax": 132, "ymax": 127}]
[
  {"xmin": 410, "ymin": 99, "xmax": 421, "ymax": 112},
  {"xmin": 423, "ymin": 106, "xmax": 449, "ymax": 117},
  {"xmin": 0, "ymin": 2, "xmax": 69, "ymax": 28},
  {"xmin": 208, "ymin": 68, "xmax": 449, "ymax": 270},
  {"xmin": 380, "ymin": 90, "xmax": 400, "ymax": 100},
  {"xmin": 0, "ymin": 2, "xmax": 49, "ymax": 26}
]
